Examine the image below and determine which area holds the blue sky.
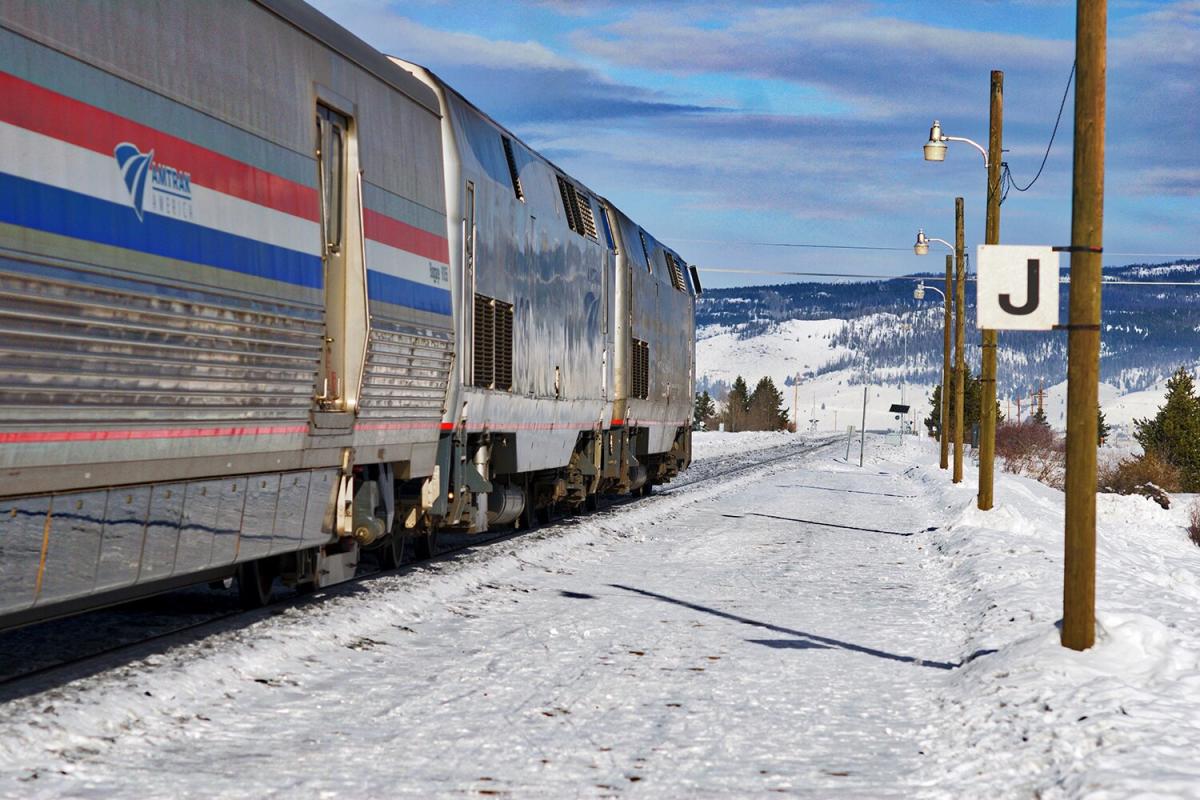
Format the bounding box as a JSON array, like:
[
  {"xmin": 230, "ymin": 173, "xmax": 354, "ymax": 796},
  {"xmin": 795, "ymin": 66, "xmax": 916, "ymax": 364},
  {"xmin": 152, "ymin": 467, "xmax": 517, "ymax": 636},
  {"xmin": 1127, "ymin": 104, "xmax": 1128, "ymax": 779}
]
[{"xmin": 311, "ymin": 0, "xmax": 1199, "ymax": 289}]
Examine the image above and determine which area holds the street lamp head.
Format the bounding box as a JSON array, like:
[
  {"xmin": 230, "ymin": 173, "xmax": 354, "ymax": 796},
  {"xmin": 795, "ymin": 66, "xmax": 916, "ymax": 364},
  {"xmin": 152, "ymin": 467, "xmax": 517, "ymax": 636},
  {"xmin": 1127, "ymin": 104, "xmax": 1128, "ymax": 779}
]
[
  {"xmin": 923, "ymin": 120, "xmax": 947, "ymax": 162},
  {"xmin": 913, "ymin": 229, "xmax": 930, "ymax": 255},
  {"xmin": 914, "ymin": 281, "xmax": 926, "ymax": 300}
]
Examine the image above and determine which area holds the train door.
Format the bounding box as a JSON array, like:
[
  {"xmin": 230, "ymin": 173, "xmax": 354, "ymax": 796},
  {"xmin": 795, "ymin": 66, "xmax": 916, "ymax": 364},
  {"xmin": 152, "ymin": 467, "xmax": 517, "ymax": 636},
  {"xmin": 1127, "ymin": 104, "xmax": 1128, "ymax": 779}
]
[
  {"xmin": 316, "ymin": 104, "xmax": 349, "ymax": 410},
  {"xmin": 314, "ymin": 103, "xmax": 368, "ymax": 414}
]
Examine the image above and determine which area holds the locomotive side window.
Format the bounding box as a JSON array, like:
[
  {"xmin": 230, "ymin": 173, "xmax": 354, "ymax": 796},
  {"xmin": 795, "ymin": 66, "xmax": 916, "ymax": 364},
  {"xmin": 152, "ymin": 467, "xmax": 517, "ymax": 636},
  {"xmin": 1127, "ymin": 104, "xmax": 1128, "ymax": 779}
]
[
  {"xmin": 638, "ymin": 230, "xmax": 653, "ymax": 273},
  {"xmin": 317, "ymin": 105, "xmax": 348, "ymax": 253}
]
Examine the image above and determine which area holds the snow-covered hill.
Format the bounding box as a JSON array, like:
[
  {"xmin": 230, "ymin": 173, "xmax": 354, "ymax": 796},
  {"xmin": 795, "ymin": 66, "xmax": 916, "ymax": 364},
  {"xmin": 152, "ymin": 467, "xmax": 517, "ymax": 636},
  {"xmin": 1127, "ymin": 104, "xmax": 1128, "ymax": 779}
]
[{"xmin": 696, "ymin": 259, "xmax": 1200, "ymax": 436}]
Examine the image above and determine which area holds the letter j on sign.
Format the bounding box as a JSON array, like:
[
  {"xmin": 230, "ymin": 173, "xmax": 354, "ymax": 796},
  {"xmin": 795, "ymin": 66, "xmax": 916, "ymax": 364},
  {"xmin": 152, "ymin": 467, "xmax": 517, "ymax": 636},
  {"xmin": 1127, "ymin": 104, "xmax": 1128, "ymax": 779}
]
[{"xmin": 976, "ymin": 245, "xmax": 1060, "ymax": 331}]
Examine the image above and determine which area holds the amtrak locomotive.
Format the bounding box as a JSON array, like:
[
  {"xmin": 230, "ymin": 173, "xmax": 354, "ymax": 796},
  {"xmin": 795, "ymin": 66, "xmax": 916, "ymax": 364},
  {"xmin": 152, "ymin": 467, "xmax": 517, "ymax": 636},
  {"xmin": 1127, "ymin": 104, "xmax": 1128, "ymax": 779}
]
[{"xmin": 0, "ymin": 0, "xmax": 697, "ymax": 628}]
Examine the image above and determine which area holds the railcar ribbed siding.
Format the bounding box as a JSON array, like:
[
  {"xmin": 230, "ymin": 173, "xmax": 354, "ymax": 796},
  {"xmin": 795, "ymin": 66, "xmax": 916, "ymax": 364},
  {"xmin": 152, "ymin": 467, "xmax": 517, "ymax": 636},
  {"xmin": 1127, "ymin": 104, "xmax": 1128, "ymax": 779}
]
[
  {"xmin": 357, "ymin": 321, "xmax": 452, "ymax": 419},
  {"xmin": 0, "ymin": 262, "xmax": 322, "ymax": 426}
]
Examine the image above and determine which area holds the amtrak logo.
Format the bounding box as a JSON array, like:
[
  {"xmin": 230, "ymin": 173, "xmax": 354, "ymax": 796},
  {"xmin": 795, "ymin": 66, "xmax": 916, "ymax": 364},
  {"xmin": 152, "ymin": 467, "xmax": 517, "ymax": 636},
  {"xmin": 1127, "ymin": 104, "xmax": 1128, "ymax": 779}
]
[{"xmin": 114, "ymin": 142, "xmax": 194, "ymax": 222}]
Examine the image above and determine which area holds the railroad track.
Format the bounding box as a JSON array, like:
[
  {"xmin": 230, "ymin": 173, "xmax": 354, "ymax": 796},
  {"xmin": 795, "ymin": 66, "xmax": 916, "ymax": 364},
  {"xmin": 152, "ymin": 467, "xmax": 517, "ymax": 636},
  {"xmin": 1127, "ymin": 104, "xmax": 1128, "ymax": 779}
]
[{"xmin": 0, "ymin": 435, "xmax": 837, "ymax": 698}]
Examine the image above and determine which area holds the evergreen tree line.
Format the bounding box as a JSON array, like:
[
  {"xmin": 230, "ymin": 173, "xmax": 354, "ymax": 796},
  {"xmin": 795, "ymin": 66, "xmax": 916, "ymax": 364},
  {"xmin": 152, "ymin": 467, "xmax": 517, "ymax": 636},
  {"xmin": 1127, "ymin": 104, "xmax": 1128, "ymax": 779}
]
[
  {"xmin": 694, "ymin": 375, "xmax": 790, "ymax": 432},
  {"xmin": 1133, "ymin": 367, "xmax": 1200, "ymax": 491},
  {"xmin": 921, "ymin": 366, "xmax": 1003, "ymax": 444}
]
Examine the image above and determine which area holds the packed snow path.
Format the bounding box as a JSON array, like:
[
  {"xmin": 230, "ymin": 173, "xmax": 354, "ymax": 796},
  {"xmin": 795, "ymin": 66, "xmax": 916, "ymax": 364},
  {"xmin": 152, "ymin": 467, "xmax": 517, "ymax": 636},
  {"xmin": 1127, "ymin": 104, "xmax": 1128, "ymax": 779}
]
[
  {"xmin": 0, "ymin": 437, "xmax": 965, "ymax": 797},
  {"xmin": 3, "ymin": 433, "xmax": 1199, "ymax": 798}
]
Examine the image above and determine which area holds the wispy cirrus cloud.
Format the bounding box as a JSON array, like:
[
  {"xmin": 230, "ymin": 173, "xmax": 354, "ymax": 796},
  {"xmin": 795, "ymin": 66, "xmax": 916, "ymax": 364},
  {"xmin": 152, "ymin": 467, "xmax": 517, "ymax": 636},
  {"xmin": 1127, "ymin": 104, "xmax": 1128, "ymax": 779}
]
[{"xmin": 309, "ymin": 0, "xmax": 1200, "ymax": 283}]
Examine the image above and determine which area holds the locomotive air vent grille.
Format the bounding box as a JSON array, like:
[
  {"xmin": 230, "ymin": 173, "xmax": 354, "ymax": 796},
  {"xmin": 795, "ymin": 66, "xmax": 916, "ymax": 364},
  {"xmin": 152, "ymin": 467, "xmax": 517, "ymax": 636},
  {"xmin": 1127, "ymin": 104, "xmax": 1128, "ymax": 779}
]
[
  {"xmin": 473, "ymin": 294, "xmax": 494, "ymax": 387},
  {"xmin": 631, "ymin": 338, "xmax": 650, "ymax": 400},
  {"xmin": 575, "ymin": 194, "xmax": 598, "ymax": 239},
  {"xmin": 473, "ymin": 294, "xmax": 514, "ymax": 391},
  {"xmin": 494, "ymin": 300, "xmax": 513, "ymax": 391},
  {"xmin": 502, "ymin": 136, "xmax": 524, "ymax": 202},
  {"xmin": 664, "ymin": 252, "xmax": 686, "ymax": 292},
  {"xmin": 556, "ymin": 175, "xmax": 580, "ymax": 235}
]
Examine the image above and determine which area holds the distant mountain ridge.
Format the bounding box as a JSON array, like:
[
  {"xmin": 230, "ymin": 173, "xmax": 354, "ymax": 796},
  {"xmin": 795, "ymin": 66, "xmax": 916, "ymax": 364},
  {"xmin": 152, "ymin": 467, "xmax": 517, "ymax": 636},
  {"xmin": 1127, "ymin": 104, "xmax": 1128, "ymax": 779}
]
[{"xmin": 697, "ymin": 259, "xmax": 1200, "ymax": 399}]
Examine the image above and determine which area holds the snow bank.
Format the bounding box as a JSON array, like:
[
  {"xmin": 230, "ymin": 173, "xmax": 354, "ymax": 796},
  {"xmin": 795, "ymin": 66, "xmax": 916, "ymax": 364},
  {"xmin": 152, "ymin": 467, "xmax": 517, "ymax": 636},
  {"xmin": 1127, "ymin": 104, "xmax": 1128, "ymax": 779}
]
[
  {"xmin": 691, "ymin": 430, "xmax": 798, "ymax": 461},
  {"xmin": 899, "ymin": 443, "xmax": 1200, "ymax": 797}
]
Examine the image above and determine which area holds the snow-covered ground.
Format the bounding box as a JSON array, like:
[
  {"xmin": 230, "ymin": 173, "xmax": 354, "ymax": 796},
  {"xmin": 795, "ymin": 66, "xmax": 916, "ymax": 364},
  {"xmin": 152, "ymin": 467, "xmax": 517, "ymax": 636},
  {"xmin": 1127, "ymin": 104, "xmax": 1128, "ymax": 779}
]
[{"xmin": 1, "ymin": 433, "xmax": 1198, "ymax": 798}]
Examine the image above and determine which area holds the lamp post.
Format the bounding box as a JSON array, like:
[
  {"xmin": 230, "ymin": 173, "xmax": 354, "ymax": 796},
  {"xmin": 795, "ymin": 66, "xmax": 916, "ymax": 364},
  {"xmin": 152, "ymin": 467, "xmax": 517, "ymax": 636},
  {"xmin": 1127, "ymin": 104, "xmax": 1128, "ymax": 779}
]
[
  {"xmin": 913, "ymin": 276, "xmax": 949, "ymax": 466},
  {"xmin": 913, "ymin": 223, "xmax": 963, "ymax": 479},
  {"xmin": 922, "ymin": 71, "xmax": 1004, "ymax": 513}
]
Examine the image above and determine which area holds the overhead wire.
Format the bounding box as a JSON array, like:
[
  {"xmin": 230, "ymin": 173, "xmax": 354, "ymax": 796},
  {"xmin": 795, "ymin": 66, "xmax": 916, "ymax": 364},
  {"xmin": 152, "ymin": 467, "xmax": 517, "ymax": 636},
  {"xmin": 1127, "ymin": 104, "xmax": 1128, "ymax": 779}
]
[{"xmin": 1000, "ymin": 61, "xmax": 1076, "ymax": 204}]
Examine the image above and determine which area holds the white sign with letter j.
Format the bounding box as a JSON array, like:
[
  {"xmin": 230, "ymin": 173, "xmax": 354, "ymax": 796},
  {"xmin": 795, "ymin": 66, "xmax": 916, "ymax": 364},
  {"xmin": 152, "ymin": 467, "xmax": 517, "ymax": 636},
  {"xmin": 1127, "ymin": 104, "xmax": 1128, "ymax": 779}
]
[{"xmin": 976, "ymin": 244, "xmax": 1060, "ymax": 331}]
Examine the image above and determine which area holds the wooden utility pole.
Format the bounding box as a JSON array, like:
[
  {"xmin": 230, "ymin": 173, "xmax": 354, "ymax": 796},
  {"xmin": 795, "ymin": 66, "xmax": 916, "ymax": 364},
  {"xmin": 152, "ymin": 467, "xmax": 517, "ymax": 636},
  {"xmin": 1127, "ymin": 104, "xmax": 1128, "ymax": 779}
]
[
  {"xmin": 953, "ymin": 197, "xmax": 966, "ymax": 484},
  {"xmin": 792, "ymin": 377, "xmax": 799, "ymax": 434},
  {"xmin": 978, "ymin": 70, "xmax": 1003, "ymax": 510},
  {"xmin": 859, "ymin": 385, "xmax": 867, "ymax": 467},
  {"xmin": 940, "ymin": 254, "xmax": 952, "ymax": 470},
  {"xmin": 1063, "ymin": 0, "xmax": 1107, "ymax": 651}
]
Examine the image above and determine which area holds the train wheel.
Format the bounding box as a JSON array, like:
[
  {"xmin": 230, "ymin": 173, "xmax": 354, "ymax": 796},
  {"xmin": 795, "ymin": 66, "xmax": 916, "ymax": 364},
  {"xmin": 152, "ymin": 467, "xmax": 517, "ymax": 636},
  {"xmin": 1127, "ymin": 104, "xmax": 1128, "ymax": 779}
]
[
  {"xmin": 237, "ymin": 558, "xmax": 275, "ymax": 609},
  {"xmin": 378, "ymin": 532, "xmax": 406, "ymax": 571},
  {"xmin": 535, "ymin": 503, "xmax": 552, "ymax": 525},
  {"xmin": 584, "ymin": 492, "xmax": 599, "ymax": 512},
  {"xmin": 412, "ymin": 528, "xmax": 438, "ymax": 560},
  {"xmin": 640, "ymin": 482, "xmax": 655, "ymax": 498},
  {"xmin": 519, "ymin": 480, "xmax": 535, "ymax": 530}
]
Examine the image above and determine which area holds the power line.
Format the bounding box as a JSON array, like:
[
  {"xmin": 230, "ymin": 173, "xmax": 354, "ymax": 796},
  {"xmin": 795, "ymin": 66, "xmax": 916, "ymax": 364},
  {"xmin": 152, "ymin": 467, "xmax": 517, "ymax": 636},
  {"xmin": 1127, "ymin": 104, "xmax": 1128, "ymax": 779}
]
[
  {"xmin": 672, "ymin": 239, "xmax": 1199, "ymax": 259},
  {"xmin": 695, "ymin": 267, "xmax": 1200, "ymax": 288},
  {"xmin": 1001, "ymin": 61, "xmax": 1076, "ymax": 202},
  {"xmin": 669, "ymin": 238, "xmax": 911, "ymax": 252}
]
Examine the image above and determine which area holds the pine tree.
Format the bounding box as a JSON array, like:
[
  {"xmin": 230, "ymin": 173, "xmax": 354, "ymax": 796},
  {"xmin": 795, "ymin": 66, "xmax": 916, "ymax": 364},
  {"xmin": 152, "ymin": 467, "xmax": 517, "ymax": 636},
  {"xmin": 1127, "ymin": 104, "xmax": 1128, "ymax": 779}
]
[
  {"xmin": 748, "ymin": 376, "xmax": 789, "ymax": 431},
  {"xmin": 1097, "ymin": 406, "xmax": 1111, "ymax": 445},
  {"xmin": 924, "ymin": 383, "xmax": 944, "ymax": 439},
  {"xmin": 693, "ymin": 391, "xmax": 716, "ymax": 429},
  {"xmin": 1134, "ymin": 367, "xmax": 1200, "ymax": 490},
  {"xmin": 922, "ymin": 368, "xmax": 1002, "ymax": 443},
  {"xmin": 725, "ymin": 376, "xmax": 750, "ymax": 432},
  {"xmin": 1030, "ymin": 406, "xmax": 1050, "ymax": 428}
]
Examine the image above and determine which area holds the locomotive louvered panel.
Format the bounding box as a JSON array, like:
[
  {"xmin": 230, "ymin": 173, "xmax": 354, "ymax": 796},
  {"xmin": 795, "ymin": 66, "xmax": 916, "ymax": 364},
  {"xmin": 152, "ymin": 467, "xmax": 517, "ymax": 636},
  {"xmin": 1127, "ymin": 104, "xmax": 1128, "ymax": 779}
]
[
  {"xmin": 468, "ymin": 294, "xmax": 514, "ymax": 391},
  {"xmin": 556, "ymin": 175, "xmax": 580, "ymax": 235},
  {"xmin": 0, "ymin": 267, "xmax": 322, "ymax": 425},
  {"xmin": 356, "ymin": 320, "xmax": 453, "ymax": 419},
  {"xmin": 502, "ymin": 136, "xmax": 524, "ymax": 202},
  {"xmin": 575, "ymin": 195, "xmax": 598, "ymax": 240},
  {"xmin": 664, "ymin": 253, "xmax": 686, "ymax": 292},
  {"xmin": 631, "ymin": 338, "xmax": 650, "ymax": 400},
  {"xmin": 474, "ymin": 294, "xmax": 494, "ymax": 388},
  {"xmin": 493, "ymin": 300, "xmax": 513, "ymax": 391}
]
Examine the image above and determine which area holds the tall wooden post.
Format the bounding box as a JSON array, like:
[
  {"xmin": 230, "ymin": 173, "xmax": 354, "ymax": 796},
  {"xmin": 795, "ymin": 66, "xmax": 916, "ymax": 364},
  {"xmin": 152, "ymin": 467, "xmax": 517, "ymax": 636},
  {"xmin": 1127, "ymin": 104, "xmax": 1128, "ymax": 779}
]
[
  {"xmin": 1063, "ymin": 0, "xmax": 1107, "ymax": 651},
  {"xmin": 940, "ymin": 254, "xmax": 952, "ymax": 470},
  {"xmin": 953, "ymin": 197, "xmax": 966, "ymax": 484},
  {"xmin": 978, "ymin": 70, "xmax": 1004, "ymax": 510}
]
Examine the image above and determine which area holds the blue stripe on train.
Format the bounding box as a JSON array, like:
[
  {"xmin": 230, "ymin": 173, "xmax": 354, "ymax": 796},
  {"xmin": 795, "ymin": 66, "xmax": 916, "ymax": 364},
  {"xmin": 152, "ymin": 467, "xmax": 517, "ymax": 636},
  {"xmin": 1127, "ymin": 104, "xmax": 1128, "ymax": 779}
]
[
  {"xmin": 1, "ymin": 173, "xmax": 453, "ymax": 316},
  {"xmin": 0, "ymin": 172, "xmax": 322, "ymax": 288},
  {"xmin": 366, "ymin": 270, "xmax": 452, "ymax": 317}
]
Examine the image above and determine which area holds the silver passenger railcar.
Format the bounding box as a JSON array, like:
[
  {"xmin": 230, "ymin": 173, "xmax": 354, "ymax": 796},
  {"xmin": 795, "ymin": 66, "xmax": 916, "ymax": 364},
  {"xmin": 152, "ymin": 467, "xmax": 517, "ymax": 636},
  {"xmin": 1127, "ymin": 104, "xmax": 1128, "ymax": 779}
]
[
  {"xmin": 0, "ymin": 0, "xmax": 452, "ymax": 624},
  {"xmin": 0, "ymin": 0, "xmax": 696, "ymax": 630}
]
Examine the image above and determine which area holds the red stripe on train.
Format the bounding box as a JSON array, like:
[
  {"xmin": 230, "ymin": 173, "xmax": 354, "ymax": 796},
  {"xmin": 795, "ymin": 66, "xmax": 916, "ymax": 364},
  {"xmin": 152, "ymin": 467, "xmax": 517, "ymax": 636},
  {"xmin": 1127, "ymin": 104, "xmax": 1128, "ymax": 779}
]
[
  {"xmin": 364, "ymin": 209, "xmax": 450, "ymax": 263},
  {"xmin": 0, "ymin": 71, "xmax": 318, "ymax": 220}
]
